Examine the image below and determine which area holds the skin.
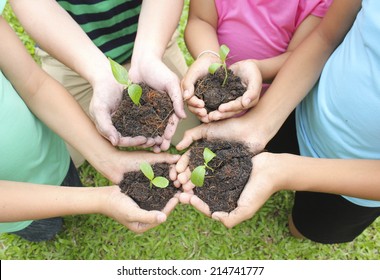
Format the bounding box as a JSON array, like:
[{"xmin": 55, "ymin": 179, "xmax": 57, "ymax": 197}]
[
  {"xmin": 174, "ymin": 0, "xmax": 380, "ymax": 232},
  {"xmin": 182, "ymin": 0, "xmax": 323, "ymax": 123},
  {"xmin": 0, "ymin": 16, "xmax": 180, "ymax": 233},
  {"xmin": 9, "ymin": 0, "xmax": 186, "ymax": 151}
]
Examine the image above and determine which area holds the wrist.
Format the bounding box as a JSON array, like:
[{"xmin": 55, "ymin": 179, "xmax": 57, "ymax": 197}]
[{"xmin": 196, "ymin": 51, "xmax": 222, "ymax": 64}]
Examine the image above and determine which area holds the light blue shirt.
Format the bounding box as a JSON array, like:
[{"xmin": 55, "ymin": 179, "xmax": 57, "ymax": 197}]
[
  {"xmin": 0, "ymin": 4, "xmax": 70, "ymax": 232},
  {"xmin": 0, "ymin": 0, "xmax": 5, "ymax": 14},
  {"xmin": 296, "ymin": 0, "xmax": 380, "ymax": 207}
]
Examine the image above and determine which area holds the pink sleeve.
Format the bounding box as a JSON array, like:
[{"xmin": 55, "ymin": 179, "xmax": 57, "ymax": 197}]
[{"xmin": 296, "ymin": 0, "xmax": 333, "ymax": 27}]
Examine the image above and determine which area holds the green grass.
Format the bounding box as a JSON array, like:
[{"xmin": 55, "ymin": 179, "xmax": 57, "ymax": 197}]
[{"xmin": 1, "ymin": 1, "xmax": 380, "ymax": 260}]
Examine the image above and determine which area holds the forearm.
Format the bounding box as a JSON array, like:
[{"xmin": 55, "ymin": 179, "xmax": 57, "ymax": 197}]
[
  {"xmin": 9, "ymin": 0, "xmax": 111, "ymax": 86},
  {"xmin": 185, "ymin": 18, "xmax": 220, "ymax": 58},
  {"xmin": 185, "ymin": 0, "xmax": 219, "ymax": 58},
  {"xmin": 22, "ymin": 74, "xmax": 118, "ymax": 177},
  {"xmin": 132, "ymin": 0, "xmax": 184, "ymax": 62},
  {"xmin": 251, "ymin": 53, "xmax": 290, "ymax": 84},
  {"xmin": 275, "ymin": 154, "xmax": 380, "ymax": 201},
  {"xmin": 0, "ymin": 181, "xmax": 106, "ymax": 222},
  {"xmin": 242, "ymin": 27, "xmax": 336, "ymax": 146}
]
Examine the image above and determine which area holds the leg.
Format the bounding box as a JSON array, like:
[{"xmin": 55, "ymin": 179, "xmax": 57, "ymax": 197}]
[{"xmin": 291, "ymin": 191, "xmax": 380, "ymax": 244}]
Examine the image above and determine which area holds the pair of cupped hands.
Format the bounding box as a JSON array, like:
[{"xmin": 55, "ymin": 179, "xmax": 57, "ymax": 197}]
[{"xmin": 92, "ymin": 55, "xmax": 275, "ymax": 233}]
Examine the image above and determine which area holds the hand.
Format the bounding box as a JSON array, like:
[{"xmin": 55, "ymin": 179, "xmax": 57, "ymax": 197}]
[
  {"xmin": 101, "ymin": 185, "xmax": 179, "ymax": 233},
  {"xmin": 182, "ymin": 54, "xmax": 221, "ymax": 123},
  {"xmin": 174, "ymin": 149, "xmax": 212, "ymax": 216},
  {"xmin": 101, "ymin": 150, "xmax": 180, "ymax": 185},
  {"xmin": 129, "ymin": 56, "xmax": 186, "ymax": 151},
  {"xmin": 89, "ymin": 73, "xmax": 153, "ymax": 147},
  {"xmin": 176, "ymin": 117, "xmax": 266, "ymax": 154},
  {"xmin": 208, "ymin": 59, "xmax": 263, "ymax": 122},
  {"xmin": 212, "ymin": 152, "xmax": 280, "ymax": 228}
]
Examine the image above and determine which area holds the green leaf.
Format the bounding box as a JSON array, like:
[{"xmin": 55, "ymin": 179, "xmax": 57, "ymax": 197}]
[
  {"xmin": 152, "ymin": 177, "xmax": 169, "ymax": 188},
  {"xmin": 219, "ymin": 45, "xmax": 230, "ymax": 62},
  {"xmin": 128, "ymin": 84, "xmax": 142, "ymax": 106},
  {"xmin": 191, "ymin": 166, "xmax": 206, "ymax": 187},
  {"xmin": 203, "ymin": 148, "xmax": 216, "ymax": 165},
  {"xmin": 140, "ymin": 162, "xmax": 154, "ymax": 181},
  {"xmin": 208, "ymin": 63, "xmax": 222, "ymax": 74},
  {"xmin": 108, "ymin": 57, "xmax": 130, "ymax": 85}
]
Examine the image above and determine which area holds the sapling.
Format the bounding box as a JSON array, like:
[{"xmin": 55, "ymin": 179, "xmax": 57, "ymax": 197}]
[
  {"xmin": 208, "ymin": 44, "xmax": 230, "ymax": 87},
  {"xmin": 140, "ymin": 162, "xmax": 169, "ymax": 189},
  {"xmin": 190, "ymin": 148, "xmax": 217, "ymax": 187},
  {"xmin": 108, "ymin": 57, "xmax": 142, "ymax": 106}
]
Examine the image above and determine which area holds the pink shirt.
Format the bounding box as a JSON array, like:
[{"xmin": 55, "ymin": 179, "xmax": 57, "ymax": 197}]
[{"xmin": 216, "ymin": 0, "xmax": 332, "ymax": 65}]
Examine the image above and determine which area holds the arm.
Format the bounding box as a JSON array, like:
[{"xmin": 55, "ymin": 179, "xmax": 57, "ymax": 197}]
[
  {"xmin": 208, "ymin": 14, "xmax": 324, "ymax": 121},
  {"xmin": 0, "ymin": 182, "xmax": 173, "ymax": 233},
  {"xmin": 9, "ymin": 0, "xmax": 147, "ymax": 147},
  {"xmin": 230, "ymin": 0, "xmax": 361, "ymax": 146},
  {"xmin": 129, "ymin": 0, "xmax": 186, "ymax": 151},
  {"xmin": 0, "ymin": 17, "xmax": 179, "ymax": 184},
  {"xmin": 213, "ymin": 153, "xmax": 380, "ymax": 228},
  {"xmin": 181, "ymin": 0, "xmax": 221, "ymax": 122}
]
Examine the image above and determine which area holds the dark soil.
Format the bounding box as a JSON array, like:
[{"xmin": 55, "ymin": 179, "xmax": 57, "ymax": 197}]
[
  {"xmin": 194, "ymin": 68, "xmax": 246, "ymax": 113},
  {"xmin": 189, "ymin": 139, "xmax": 253, "ymax": 213},
  {"xmin": 112, "ymin": 83, "xmax": 174, "ymax": 138},
  {"xmin": 119, "ymin": 163, "xmax": 178, "ymax": 211}
]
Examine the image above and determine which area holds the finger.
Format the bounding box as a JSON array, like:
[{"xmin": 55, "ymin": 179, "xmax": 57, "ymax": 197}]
[
  {"xmin": 118, "ymin": 136, "xmax": 148, "ymax": 147},
  {"xmin": 161, "ymin": 197, "xmax": 179, "ymax": 215},
  {"xmin": 190, "ymin": 195, "xmax": 211, "ymax": 217},
  {"xmin": 91, "ymin": 109, "xmax": 120, "ymax": 146},
  {"xmin": 181, "ymin": 179, "xmax": 195, "ymax": 192},
  {"xmin": 212, "ymin": 206, "xmax": 253, "ymax": 228},
  {"xmin": 167, "ymin": 81, "xmax": 186, "ymax": 119},
  {"xmin": 208, "ymin": 110, "xmax": 241, "ymax": 122},
  {"xmin": 169, "ymin": 164, "xmax": 176, "ymax": 181},
  {"xmin": 175, "ymin": 124, "xmax": 210, "ymax": 151},
  {"xmin": 178, "ymin": 192, "xmax": 193, "ymax": 204},
  {"xmin": 175, "ymin": 151, "xmax": 190, "ymax": 173},
  {"xmin": 187, "ymin": 95, "xmax": 205, "ymax": 108},
  {"xmin": 177, "ymin": 170, "xmax": 191, "ymax": 186},
  {"xmin": 144, "ymin": 152, "xmax": 180, "ymax": 165}
]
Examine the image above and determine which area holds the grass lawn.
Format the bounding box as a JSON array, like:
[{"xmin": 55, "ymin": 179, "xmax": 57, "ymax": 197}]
[{"xmin": 1, "ymin": 1, "xmax": 379, "ymax": 260}]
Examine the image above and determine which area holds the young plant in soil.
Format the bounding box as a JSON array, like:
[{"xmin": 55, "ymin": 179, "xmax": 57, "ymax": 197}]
[
  {"xmin": 194, "ymin": 45, "xmax": 246, "ymax": 114},
  {"xmin": 109, "ymin": 58, "xmax": 174, "ymax": 138},
  {"xmin": 188, "ymin": 139, "xmax": 253, "ymax": 213},
  {"xmin": 190, "ymin": 147, "xmax": 216, "ymax": 187},
  {"xmin": 119, "ymin": 162, "xmax": 178, "ymax": 211},
  {"xmin": 208, "ymin": 44, "xmax": 230, "ymax": 87}
]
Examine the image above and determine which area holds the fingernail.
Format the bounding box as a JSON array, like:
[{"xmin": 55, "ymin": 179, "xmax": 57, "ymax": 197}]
[
  {"xmin": 109, "ymin": 136, "xmax": 117, "ymax": 146},
  {"xmin": 157, "ymin": 213, "xmax": 167, "ymax": 223}
]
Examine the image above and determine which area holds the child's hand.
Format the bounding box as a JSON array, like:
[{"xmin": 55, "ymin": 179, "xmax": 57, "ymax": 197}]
[
  {"xmin": 102, "ymin": 185, "xmax": 179, "ymax": 233},
  {"xmin": 212, "ymin": 152, "xmax": 279, "ymax": 228},
  {"xmin": 208, "ymin": 60, "xmax": 263, "ymax": 122},
  {"xmin": 182, "ymin": 53, "xmax": 222, "ymax": 123},
  {"xmin": 89, "ymin": 74, "xmax": 154, "ymax": 147}
]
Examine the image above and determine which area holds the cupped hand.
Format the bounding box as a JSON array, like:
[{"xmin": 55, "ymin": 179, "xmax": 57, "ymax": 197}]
[
  {"xmin": 182, "ymin": 54, "xmax": 222, "ymax": 123},
  {"xmin": 104, "ymin": 150, "xmax": 180, "ymax": 185},
  {"xmin": 102, "ymin": 185, "xmax": 179, "ymax": 233},
  {"xmin": 129, "ymin": 56, "xmax": 186, "ymax": 150},
  {"xmin": 208, "ymin": 59, "xmax": 263, "ymax": 122},
  {"xmin": 89, "ymin": 74, "xmax": 151, "ymax": 147},
  {"xmin": 211, "ymin": 152, "xmax": 279, "ymax": 228}
]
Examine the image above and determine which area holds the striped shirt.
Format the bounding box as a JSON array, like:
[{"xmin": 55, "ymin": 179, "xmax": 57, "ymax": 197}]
[{"xmin": 57, "ymin": 0, "xmax": 142, "ymax": 64}]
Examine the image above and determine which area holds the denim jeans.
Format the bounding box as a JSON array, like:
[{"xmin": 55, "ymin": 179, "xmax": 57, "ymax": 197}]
[{"xmin": 12, "ymin": 159, "xmax": 82, "ymax": 242}]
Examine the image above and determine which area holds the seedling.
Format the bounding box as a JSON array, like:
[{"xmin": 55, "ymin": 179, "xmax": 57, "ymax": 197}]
[
  {"xmin": 140, "ymin": 162, "xmax": 169, "ymax": 189},
  {"xmin": 190, "ymin": 148, "xmax": 216, "ymax": 187},
  {"xmin": 208, "ymin": 44, "xmax": 230, "ymax": 87},
  {"xmin": 108, "ymin": 57, "xmax": 142, "ymax": 106}
]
